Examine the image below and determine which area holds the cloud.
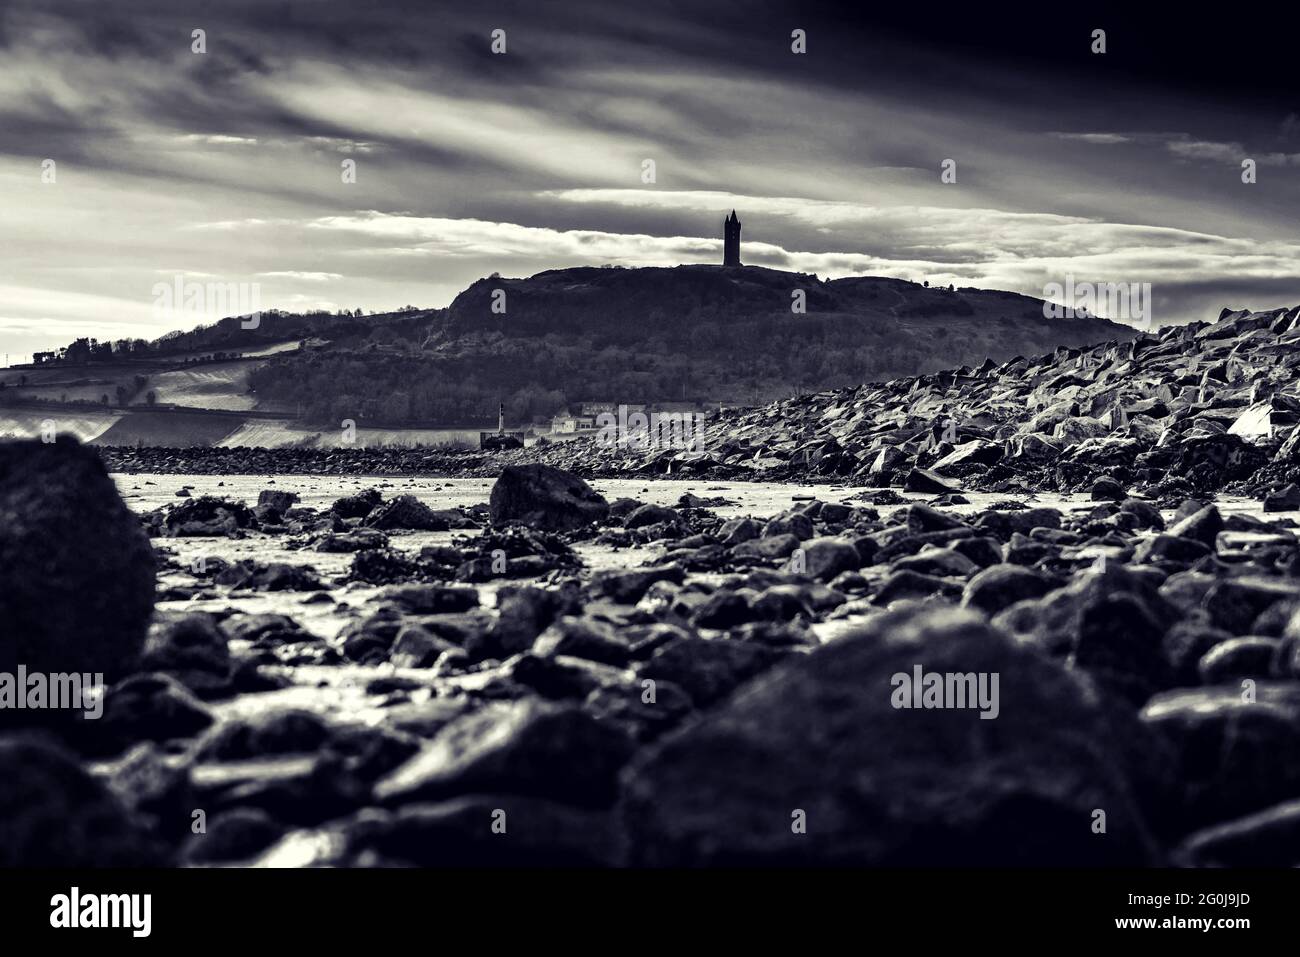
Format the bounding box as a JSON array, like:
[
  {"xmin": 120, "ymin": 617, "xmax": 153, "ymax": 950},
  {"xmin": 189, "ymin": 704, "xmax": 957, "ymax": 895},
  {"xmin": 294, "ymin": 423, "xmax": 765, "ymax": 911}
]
[
  {"xmin": 1165, "ymin": 138, "xmax": 1300, "ymax": 167},
  {"xmin": 180, "ymin": 134, "xmax": 259, "ymax": 146},
  {"xmin": 1045, "ymin": 131, "xmax": 1300, "ymax": 168},
  {"xmin": 258, "ymin": 271, "xmax": 343, "ymax": 281},
  {"xmin": 2, "ymin": 0, "xmax": 1300, "ymax": 358},
  {"xmin": 1050, "ymin": 133, "xmax": 1135, "ymax": 145}
]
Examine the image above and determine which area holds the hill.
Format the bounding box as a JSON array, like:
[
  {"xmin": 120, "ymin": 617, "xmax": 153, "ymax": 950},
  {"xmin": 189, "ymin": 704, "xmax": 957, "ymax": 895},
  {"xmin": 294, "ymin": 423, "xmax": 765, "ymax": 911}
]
[
  {"xmin": 248, "ymin": 265, "xmax": 1133, "ymax": 427},
  {"xmin": 17, "ymin": 265, "xmax": 1134, "ymax": 437}
]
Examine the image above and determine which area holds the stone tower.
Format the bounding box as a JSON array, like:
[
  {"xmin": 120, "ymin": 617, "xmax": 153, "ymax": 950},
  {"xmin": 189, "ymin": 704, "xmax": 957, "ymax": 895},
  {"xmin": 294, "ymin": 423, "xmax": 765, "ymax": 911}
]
[{"xmin": 723, "ymin": 210, "xmax": 741, "ymax": 267}]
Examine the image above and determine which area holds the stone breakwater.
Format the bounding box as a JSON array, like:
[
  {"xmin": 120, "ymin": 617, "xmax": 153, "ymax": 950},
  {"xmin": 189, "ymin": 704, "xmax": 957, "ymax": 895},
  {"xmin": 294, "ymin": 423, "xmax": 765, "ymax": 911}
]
[
  {"xmin": 100, "ymin": 445, "xmax": 497, "ymax": 477},
  {"xmin": 4, "ymin": 448, "xmax": 1300, "ymax": 867}
]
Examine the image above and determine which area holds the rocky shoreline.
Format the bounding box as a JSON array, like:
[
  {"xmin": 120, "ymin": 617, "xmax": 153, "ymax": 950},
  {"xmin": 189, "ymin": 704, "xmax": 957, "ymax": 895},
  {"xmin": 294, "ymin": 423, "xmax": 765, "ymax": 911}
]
[
  {"xmin": 6, "ymin": 306, "xmax": 1300, "ymax": 867},
  {"xmin": 99, "ymin": 307, "xmax": 1300, "ymax": 513}
]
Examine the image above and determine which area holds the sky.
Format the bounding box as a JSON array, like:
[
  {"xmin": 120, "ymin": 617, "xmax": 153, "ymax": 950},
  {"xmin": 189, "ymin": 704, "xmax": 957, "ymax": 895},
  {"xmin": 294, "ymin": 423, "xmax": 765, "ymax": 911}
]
[{"xmin": 3, "ymin": 1, "xmax": 1300, "ymax": 359}]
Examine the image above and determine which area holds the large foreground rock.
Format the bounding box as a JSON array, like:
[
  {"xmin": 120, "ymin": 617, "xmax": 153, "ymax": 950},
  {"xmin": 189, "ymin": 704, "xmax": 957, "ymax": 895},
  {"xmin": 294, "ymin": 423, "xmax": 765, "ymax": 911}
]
[
  {"xmin": 489, "ymin": 464, "xmax": 609, "ymax": 531},
  {"xmin": 620, "ymin": 605, "xmax": 1164, "ymax": 865},
  {"xmin": 1140, "ymin": 684, "xmax": 1300, "ymax": 832},
  {"xmin": 0, "ymin": 437, "xmax": 155, "ymax": 683},
  {"xmin": 0, "ymin": 733, "xmax": 160, "ymax": 866}
]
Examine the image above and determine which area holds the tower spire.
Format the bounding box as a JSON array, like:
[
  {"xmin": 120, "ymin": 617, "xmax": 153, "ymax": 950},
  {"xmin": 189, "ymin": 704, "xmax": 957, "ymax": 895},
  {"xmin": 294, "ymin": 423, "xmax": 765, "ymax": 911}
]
[{"xmin": 723, "ymin": 210, "xmax": 742, "ymax": 267}]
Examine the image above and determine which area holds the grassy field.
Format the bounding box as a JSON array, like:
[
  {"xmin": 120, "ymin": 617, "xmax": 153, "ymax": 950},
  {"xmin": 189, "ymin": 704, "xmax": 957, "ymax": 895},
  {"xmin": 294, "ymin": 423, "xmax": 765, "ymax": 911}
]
[
  {"xmin": 136, "ymin": 362, "xmax": 260, "ymax": 411},
  {"xmin": 0, "ymin": 410, "xmax": 121, "ymax": 442},
  {"xmin": 0, "ymin": 341, "xmax": 300, "ymax": 412},
  {"xmin": 88, "ymin": 411, "xmax": 245, "ymax": 447},
  {"xmin": 218, "ymin": 421, "xmax": 481, "ymax": 449}
]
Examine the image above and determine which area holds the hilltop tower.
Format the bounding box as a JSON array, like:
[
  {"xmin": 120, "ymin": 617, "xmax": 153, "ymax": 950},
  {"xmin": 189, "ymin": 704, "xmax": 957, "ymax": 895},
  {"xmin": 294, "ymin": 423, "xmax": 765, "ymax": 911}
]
[{"xmin": 723, "ymin": 210, "xmax": 742, "ymax": 267}]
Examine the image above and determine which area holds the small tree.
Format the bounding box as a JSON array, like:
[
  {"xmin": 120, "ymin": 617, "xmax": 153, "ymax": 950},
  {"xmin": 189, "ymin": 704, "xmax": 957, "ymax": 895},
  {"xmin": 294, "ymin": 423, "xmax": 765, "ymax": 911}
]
[{"xmin": 146, "ymin": 390, "xmax": 157, "ymax": 406}]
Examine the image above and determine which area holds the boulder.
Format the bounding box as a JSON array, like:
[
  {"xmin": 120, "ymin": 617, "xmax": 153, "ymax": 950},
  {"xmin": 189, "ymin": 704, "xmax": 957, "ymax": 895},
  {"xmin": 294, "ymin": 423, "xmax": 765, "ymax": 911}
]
[
  {"xmin": 181, "ymin": 807, "xmax": 285, "ymax": 864},
  {"xmin": 587, "ymin": 566, "xmax": 684, "ymax": 604},
  {"xmin": 374, "ymin": 699, "xmax": 634, "ymax": 808},
  {"xmin": 961, "ymin": 564, "xmax": 1056, "ymax": 616},
  {"xmin": 0, "ymin": 437, "xmax": 155, "ymax": 686},
  {"xmin": 81, "ymin": 673, "xmax": 216, "ymax": 756},
  {"xmin": 138, "ymin": 612, "xmax": 233, "ymax": 697},
  {"xmin": 718, "ymin": 517, "xmax": 762, "ymax": 546},
  {"xmin": 159, "ymin": 495, "xmax": 257, "ymax": 537},
  {"xmin": 0, "ymin": 732, "xmax": 161, "ymax": 866},
  {"xmin": 331, "ymin": 488, "xmax": 381, "ymax": 519},
  {"xmin": 1167, "ymin": 504, "xmax": 1223, "ymax": 549},
  {"xmin": 798, "ymin": 537, "xmax": 862, "ymax": 582},
  {"xmin": 364, "ymin": 494, "xmax": 451, "ymax": 531},
  {"xmin": 1141, "ymin": 684, "xmax": 1300, "ymax": 830},
  {"xmin": 257, "ymin": 489, "xmax": 300, "ymax": 513},
  {"xmin": 1204, "ymin": 578, "xmax": 1300, "ymax": 635},
  {"xmin": 1090, "ymin": 476, "xmax": 1126, "ymax": 501},
  {"xmin": 638, "ymin": 636, "xmax": 785, "ymax": 707},
  {"xmin": 623, "ymin": 504, "xmax": 680, "ymax": 529},
  {"xmin": 1264, "ymin": 484, "xmax": 1300, "ymax": 512},
  {"xmin": 1174, "ymin": 799, "xmax": 1300, "ymax": 867},
  {"xmin": 489, "ymin": 464, "xmax": 609, "ymax": 531},
  {"xmin": 906, "ymin": 502, "xmax": 967, "ymax": 534},
  {"xmin": 903, "ymin": 468, "xmax": 962, "ymax": 494},
  {"xmin": 1197, "ymin": 637, "xmax": 1279, "ymax": 684},
  {"xmin": 620, "ymin": 606, "xmax": 1164, "ymax": 865},
  {"xmin": 762, "ymin": 512, "xmax": 815, "ymax": 540},
  {"xmin": 532, "ymin": 617, "xmax": 634, "ymax": 667}
]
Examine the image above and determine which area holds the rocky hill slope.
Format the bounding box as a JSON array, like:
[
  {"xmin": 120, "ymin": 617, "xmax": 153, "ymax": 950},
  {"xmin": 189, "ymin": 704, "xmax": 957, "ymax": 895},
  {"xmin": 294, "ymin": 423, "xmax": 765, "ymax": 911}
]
[
  {"xmin": 519, "ymin": 305, "xmax": 1300, "ymax": 505},
  {"xmin": 430, "ymin": 264, "xmax": 1130, "ymax": 404},
  {"xmin": 242, "ymin": 265, "xmax": 1135, "ymax": 424}
]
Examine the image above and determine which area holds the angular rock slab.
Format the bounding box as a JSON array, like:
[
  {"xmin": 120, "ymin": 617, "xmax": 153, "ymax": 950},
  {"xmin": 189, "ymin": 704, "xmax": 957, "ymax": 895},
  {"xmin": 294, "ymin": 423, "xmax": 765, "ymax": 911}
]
[{"xmin": 620, "ymin": 606, "xmax": 1164, "ymax": 865}]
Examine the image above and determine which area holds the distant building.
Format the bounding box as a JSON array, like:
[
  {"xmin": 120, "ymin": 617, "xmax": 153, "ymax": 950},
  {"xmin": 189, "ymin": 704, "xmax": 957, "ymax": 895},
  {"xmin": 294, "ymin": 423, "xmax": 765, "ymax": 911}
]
[
  {"xmin": 550, "ymin": 411, "xmax": 595, "ymax": 435},
  {"xmin": 551, "ymin": 403, "xmax": 649, "ymax": 436},
  {"xmin": 479, "ymin": 402, "xmax": 525, "ymax": 450},
  {"xmin": 723, "ymin": 210, "xmax": 742, "ymax": 267},
  {"xmin": 578, "ymin": 402, "xmax": 645, "ymax": 417}
]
